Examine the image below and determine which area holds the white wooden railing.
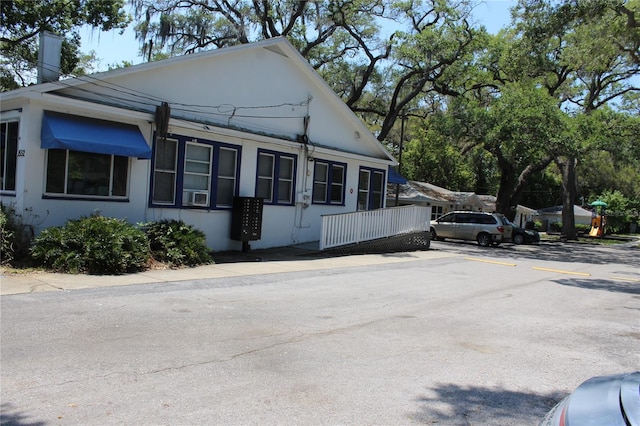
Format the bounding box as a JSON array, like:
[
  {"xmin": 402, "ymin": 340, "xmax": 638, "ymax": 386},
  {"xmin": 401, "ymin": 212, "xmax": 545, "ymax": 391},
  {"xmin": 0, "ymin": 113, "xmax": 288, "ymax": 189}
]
[{"xmin": 319, "ymin": 205, "xmax": 431, "ymax": 250}]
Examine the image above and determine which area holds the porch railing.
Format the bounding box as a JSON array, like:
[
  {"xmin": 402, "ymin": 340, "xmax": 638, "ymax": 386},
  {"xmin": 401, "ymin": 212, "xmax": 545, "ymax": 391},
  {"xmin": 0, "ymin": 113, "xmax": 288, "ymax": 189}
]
[{"xmin": 319, "ymin": 205, "xmax": 431, "ymax": 250}]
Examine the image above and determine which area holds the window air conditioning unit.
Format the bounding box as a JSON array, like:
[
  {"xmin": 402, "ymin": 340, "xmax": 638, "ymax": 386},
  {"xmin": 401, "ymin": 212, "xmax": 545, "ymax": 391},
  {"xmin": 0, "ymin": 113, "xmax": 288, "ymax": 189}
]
[{"xmin": 192, "ymin": 192, "xmax": 209, "ymax": 206}]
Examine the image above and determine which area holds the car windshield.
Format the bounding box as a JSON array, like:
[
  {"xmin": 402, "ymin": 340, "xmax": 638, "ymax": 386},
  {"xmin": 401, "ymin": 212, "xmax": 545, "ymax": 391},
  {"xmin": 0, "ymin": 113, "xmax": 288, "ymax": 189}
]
[{"xmin": 498, "ymin": 215, "xmax": 516, "ymax": 227}]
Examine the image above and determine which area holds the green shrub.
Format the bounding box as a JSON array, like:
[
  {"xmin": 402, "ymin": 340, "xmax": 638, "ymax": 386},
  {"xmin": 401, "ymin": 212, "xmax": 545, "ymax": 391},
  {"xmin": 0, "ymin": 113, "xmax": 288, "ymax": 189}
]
[
  {"xmin": 0, "ymin": 209, "xmax": 14, "ymax": 265},
  {"xmin": 143, "ymin": 219, "xmax": 211, "ymax": 267},
  {"xmin": 31, "ymin": 215, "xmax": 150, "ymax": 274},
  {"xmin": 1, "ymin": 204, "xmax": 37, "ymax": 265},
  {"xmin": 575, "ymin": 224, "xmax": 590, "ymax": 235},
  {"xmin": 525, "ymin": 220, "xmax": 542, "ymax": 231},
  {"xmin": 550, "ymin": 221, "xmax": 563, "ymax": 232},
  {"xmin": 598, "ymin": 190, "xmax": 631, "ymax": 234}
]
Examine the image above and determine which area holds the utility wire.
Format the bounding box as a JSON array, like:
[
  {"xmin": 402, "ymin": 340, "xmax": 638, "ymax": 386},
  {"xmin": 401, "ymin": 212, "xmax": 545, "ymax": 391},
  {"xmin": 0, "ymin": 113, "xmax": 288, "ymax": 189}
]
[{"xmin": 38, "ymin": 60, "xmax": 311, "ymax": 118}]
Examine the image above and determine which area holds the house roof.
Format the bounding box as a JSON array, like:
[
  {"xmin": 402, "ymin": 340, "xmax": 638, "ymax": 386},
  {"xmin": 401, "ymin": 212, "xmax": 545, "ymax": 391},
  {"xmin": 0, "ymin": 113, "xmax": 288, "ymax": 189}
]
[
  {"xmin": 406, "ymin": 181, "xmax": 453, "ymax": 203},
  {"xmin": 387, "ymin": 180, "xmax": 537, "ymax": 213},
  {"xmin": 388, "ymin": 181, "xmax": 433, "ymax": 203},
  {"xmin": 477, "ymin": 194, "xmax": 497, "ymax": 210},
  {"xmin": 537, "ymin": 205, "xmax": 594, "ymax": 217},
  {"xmin": 2, "ymin": 38, "xmax": 395, "ymax": 164},
  {"xmin": 399, "ymin": 181, "xmax": 482, "ymax": 205}
]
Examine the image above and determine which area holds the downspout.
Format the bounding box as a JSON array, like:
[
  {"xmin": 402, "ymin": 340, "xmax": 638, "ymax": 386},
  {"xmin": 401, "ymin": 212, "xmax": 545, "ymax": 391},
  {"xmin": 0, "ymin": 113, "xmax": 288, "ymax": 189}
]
[
  {"xmin": 144, "ymin": 120, "xmax": 155, "ymax": 223},
  {"xmin": 394, "ymin": 113, "xmax": 406, "ymax": 206},
  {"xmin": 145, "ymin": 102, "xmax": 171, "ymax": 223},
  {"xmin": 294, "ymin": 114, "xmax": 312, "ymax": 231}
]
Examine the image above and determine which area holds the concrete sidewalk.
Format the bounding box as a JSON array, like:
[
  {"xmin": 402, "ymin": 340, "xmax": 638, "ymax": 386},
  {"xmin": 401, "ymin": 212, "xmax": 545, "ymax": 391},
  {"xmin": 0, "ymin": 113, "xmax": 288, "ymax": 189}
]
[{"xmin": 0, "ymin": 247, "xmax": 455, "ymax": 296}]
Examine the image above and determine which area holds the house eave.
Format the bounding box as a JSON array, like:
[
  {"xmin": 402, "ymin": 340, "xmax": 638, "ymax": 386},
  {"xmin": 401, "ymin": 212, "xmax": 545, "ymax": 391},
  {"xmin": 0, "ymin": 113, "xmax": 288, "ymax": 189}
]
[
  {"xmin": 1, "ymin": 37, "xmax": 396, "ymax": 165},
  {"xmin": 170, "ymin": 116, "xmax": 395, "ymax": 165},
  {"xmin": 20, "ymin": 92, "xmax": 393, "ymax": 165}
]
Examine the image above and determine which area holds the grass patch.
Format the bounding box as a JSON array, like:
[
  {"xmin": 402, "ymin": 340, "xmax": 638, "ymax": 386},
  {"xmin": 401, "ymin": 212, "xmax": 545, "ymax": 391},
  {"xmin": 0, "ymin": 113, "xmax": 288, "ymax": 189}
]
[{"xmin": 541, "ymin": 232, "xmax": 637, "ymax": 246}]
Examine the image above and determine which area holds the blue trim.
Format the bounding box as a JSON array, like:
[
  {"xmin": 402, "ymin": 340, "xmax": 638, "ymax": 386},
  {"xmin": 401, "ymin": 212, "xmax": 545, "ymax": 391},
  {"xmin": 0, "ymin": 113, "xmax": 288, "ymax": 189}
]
[
  {"xmin": 41, "ymin": 111, "xmax": 151, "ymax": 159},
  {"xmin": 42, "ymin": 194, "xmax": 130, "ymax": 202},
  {"xmin": 256, "ymin": 148, "xmax": 297, "ymax": 206},
  {"xmin": 387, "ymin": 166, "xmax": 407, "ymax": 184},
  {"xmin": 212, "ymin": 141, "xmax": 242, "ymax": 208},
  {"xmin": 311, "ymin": 159, "xmax": 347, "ymax": 206},
  {"xmin": 148, "ymin": 133, "xmax": 242, "ymax": 209},
  {"xmin": 358, "ymin": 166, "xmax": 386, "ymax": 210}
]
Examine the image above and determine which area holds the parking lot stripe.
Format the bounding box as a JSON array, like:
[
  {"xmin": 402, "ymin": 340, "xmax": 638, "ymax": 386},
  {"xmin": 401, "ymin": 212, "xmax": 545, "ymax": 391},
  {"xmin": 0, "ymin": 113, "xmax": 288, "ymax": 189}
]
[
  {"xmin": 531, "ymin": 267, "xmax": 591, "ymax": 276},
  {"xmin": 610, "ymin": 276, "xmax": 640, "ymax": 282},
  {"xmin": 464, "ymin": 257, "xmax": 517, "ymax": 267}
]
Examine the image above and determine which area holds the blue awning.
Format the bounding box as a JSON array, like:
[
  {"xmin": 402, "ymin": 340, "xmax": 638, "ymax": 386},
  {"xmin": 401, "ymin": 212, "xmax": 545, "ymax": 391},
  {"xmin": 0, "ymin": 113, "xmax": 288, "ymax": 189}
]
[
  {"xmin": 41, "ymin": 111, "xmax": 151, "ymax": 159},
  {"xmin": 388, "ymin": 166, "xmax": 408, "ymax": 184}
]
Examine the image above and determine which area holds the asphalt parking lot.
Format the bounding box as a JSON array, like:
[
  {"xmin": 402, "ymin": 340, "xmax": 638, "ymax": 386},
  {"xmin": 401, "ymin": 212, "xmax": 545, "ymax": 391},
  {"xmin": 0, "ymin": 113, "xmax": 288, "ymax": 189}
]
[{"xmin": 1, "ymin": 240, "xmax": 639, "ymax": 425}]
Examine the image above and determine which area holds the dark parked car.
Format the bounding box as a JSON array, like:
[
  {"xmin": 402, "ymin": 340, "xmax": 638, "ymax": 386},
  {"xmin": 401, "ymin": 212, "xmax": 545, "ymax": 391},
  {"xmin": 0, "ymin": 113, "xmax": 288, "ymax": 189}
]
[
  {"xmin": 501, "ymin": 217, "xmax": 540, "ymax": 244},
  {"xmin": 539, "ymin": 371, "xmax": 640, "ymax": 426}
]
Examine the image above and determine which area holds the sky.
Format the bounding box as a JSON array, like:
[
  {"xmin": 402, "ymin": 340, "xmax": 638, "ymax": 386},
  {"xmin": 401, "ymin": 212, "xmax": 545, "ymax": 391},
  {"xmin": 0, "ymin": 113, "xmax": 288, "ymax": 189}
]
[{"xmin": 79, "ymin": 0, "xmax": 517, "ymax": 72}]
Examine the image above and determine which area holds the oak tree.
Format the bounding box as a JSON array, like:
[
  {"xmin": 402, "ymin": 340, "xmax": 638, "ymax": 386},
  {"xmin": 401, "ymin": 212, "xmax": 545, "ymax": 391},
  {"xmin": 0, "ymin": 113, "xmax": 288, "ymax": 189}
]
[{"xmin": 0, "ymin": 0, "xmax": 130, "ymax": 89}]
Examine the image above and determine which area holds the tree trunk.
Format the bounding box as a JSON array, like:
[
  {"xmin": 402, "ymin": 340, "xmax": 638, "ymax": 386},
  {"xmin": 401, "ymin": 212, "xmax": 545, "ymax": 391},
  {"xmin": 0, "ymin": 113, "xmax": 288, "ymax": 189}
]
[
  {"xmin": 495, "ymin": 155, "xmax": 555, "ymax": 222},
  {"xmin": 560, "ymin": 157, "xmax": 578, "ymax": 240},
  {"xmin": 493, "ymin": 152, "xmax": 519, "ymax": 220},
  {"xmin": 495, "ymin": 172, "xmax": 517, "ymax": 220}
]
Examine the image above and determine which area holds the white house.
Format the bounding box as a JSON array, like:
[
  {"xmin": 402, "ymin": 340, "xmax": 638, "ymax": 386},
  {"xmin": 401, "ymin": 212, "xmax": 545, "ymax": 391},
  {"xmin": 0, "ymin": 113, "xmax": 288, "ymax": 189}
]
[
  {"xmin": 387, "ymin": 181, "xmax": 486, "ymax": 219},
  {"xmin": 0, "ymin": 38, "xmax": 398, "ymax": 251},
  {"xmin": 536, "ymin": 205, "xmax": 594, "ymax": 231},
  {"xmin": 387, "ymin": 180, "xmax": 538, "ymax": 225}
]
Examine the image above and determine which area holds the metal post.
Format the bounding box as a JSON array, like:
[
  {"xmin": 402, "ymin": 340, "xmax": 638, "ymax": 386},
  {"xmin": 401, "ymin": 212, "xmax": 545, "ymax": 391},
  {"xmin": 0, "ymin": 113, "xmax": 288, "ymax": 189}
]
[{"xmin": 394, "ymin": 113, "xmax": 406, "ymax": 206}]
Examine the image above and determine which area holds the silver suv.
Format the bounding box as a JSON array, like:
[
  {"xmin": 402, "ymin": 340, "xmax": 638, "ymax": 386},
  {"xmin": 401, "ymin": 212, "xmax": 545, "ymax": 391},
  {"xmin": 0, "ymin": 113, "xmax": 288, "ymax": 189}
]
[{"xmin": 430, "ymin": 211, "xmax": 508, "ymax": 247}]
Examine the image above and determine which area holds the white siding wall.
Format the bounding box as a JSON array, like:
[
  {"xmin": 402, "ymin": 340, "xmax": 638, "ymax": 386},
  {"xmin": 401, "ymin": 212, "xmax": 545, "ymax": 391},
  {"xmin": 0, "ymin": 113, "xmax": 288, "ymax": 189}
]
[
  {"xmin": 58, "ymin": 45, "xmax": 378, "ymax": 158},
  {"xmin": 0, "ymin": 103, "xmax": 153, "ymax": 232},
  {"xmin": 1, "ymin": 41, "xmax": 394, "ymax": 252},
  {"xmin": 2, "ymin": 104, "xmax": 390, "ymax": 252}
]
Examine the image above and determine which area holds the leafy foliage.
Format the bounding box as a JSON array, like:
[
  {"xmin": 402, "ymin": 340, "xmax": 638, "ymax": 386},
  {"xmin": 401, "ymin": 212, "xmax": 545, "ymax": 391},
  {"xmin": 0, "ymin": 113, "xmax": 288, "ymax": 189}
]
[
  {"xmin": 598, "ymin": 190, "xmax": 634, "ymax": 233},
  {"xmin": 143, "ymin": 219, "xmax": 211, "ymax": 267},
  {"xmin": 30, "ymin": 215, "xmax": 150, "ymax": 274},
  {"xmin": 0, "ymin": 0, "xmax": 130, "ymax": 88},
  {"xmin": 0, "ymin": 208, "xmax": 13, "ymax": 265},
  {"xmin": 507, "ymin": 0, "xmax": 640, "ymax": 238},
  {"xmin": 402, "ymin": 115, "xmax": 479, "ymax": 191},
  {"xmin": 575, "ymin": 224, "xmax": 591, "ymax": 235},
  {"xmin": 27, "ymin": 217, "xmax": 212, "ymax": 274},
  {"xmin": 131, "ymin": 0, "xmax": 487, "ymax": 142},
  {"xmin": 0, "ymin": 204, "xmax": 38, "ymax": 265}
]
